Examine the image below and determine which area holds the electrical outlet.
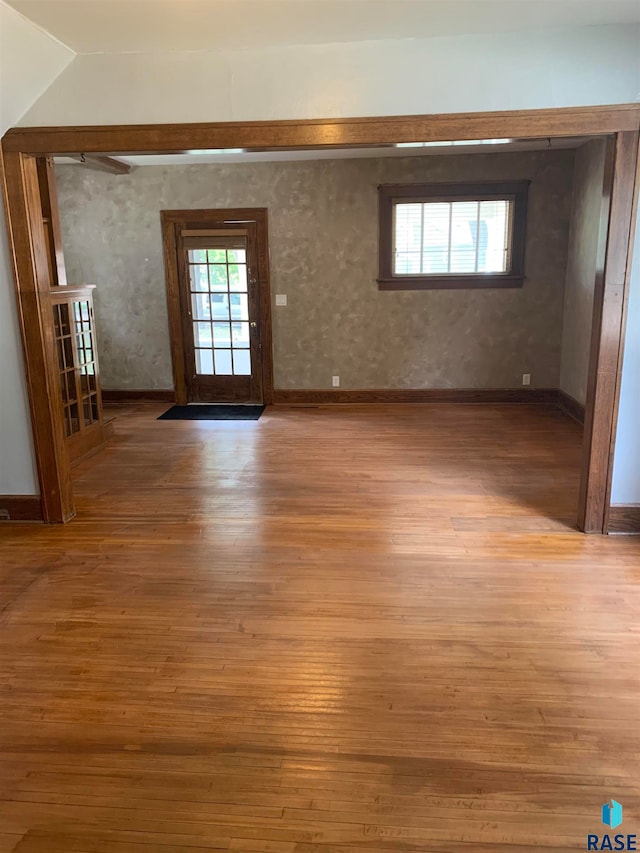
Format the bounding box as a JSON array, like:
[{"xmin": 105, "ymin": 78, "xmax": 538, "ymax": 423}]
[
  {"xmin": 332, "ymin": 375, "xmax": 340, "ymax": 387},
  {"xmin": 522, "ymin": 373, "xmax": 531, "ymax": 386}
]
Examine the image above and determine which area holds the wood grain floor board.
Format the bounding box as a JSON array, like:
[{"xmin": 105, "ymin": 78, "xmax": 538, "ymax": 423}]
[{"xmin": 0, "ymin": 403, "xmax": 639, "ymax": 851}]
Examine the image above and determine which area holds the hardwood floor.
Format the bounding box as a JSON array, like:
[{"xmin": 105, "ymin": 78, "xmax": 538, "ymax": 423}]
[{"xmin": 0, "ymin": 403, "xmax": 638, "ymax": 852}]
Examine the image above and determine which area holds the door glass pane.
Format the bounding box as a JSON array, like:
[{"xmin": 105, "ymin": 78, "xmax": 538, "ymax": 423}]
[
  {"xmin": 214, "ymin": 349, "xmax": 233, "ymax": 375},
  {"xmin": 230, "ymin": 293, "xmax": 248, "ymax": 321},
  {"xmin": 207, "ymin": 249, "xmax": 226, "ymax": 263},
  {"xmin": 233, "ymin": 350, "xmax": 251, "ymax": 376},
  {"xmin": 232, "ymin": 322, "xmax": 250, "ymax": 348},
  {"xmin": 211, "ymin": 293, "xmax": 230, "ymax": 320},
  {"xmin": 208, "ymin": 265, "xmax": 228, "ymax": 291},
  {"xmin": 188, "ymin": 249, "xmax": 207, "ymax": 263},
  {"xmin": 196, "ymin": 349, "xmax": 214, "ymax": 375},
  {"xmin": 66, "ymin": 402, "xmax": 79, "ymax": 437},
  {"xmin": 193, "ymin": 322, "xmax": 212, "ymax": 347},
  {"xmin": 213, "ymin": 322, "xmax": 231, "ymax": 346},
  {"xmin": 192, "ymin": 293, "xmax": 211, "ymax": 320},
  {"xmin": 228, "ymin": 249, "xmax": 246, "ymax": 263},
  {"xmin": 189, "ymin": 264, "xmax": 209, "ymax": 291},
  {"xmin": 83, "ymin": 398, "xmax": 94, "ymax": 427},
  {"xmin": 228, "ymin": 264, "xmax": 248, "ymax": 292}
]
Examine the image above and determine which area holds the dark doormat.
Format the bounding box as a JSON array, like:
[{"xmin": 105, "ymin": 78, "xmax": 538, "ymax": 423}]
[{"xmin": 158, "ymin": 405, "xmax": 265, "ymax": 421}]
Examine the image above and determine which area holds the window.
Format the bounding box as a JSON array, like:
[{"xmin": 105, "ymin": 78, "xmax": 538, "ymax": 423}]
[{"xmin": 378, "ymin": 181, "xmax": 529, "ymax": 290}]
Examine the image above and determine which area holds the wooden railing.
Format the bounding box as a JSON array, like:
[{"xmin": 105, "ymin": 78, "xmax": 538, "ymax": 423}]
[{"xmin": 50, "ymin": 285, "xmax": 107, "ymax": 464}]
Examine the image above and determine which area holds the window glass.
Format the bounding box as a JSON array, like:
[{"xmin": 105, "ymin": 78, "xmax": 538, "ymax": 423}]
[{"xmin": 394, "ymin": 199, "xmax": 512, "ymax": 276}]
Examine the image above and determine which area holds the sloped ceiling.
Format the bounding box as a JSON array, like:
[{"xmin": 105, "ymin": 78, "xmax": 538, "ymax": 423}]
[
  {"xmin": 6, "ymin": 0, "xmax": 640, "ymax": 54},
  {"xmin": 0, "ymin": 1, "xmax": 74, "ymax": 133}
]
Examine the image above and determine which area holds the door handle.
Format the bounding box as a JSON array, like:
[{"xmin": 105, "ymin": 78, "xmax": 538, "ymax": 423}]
[{"xmin": 250, "ymin": 322, "xmax": 257, "ymax": 328}]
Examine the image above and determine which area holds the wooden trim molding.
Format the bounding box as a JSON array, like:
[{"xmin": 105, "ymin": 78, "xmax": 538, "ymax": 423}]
[
  {"xmin": 68, "ymin": 155, "xmax": 131, "ymax": 175},
  {"xmin": 0, "ymin": 495, "xmax": 44, "ymax": 522},
  {"xmin": 36, "ymin": 157, "xmax": 67, "ymax": 287},
  {"xmin": 102, "ymin": 389, "xmax": 175, "ymax": 404},
  {"xmin": 3, "ymin": 104, "xmax": 639, "ymax": 155},
  {"xmin": 48, "ymin": 284, "xmax": 96, "ymax": 301},
  {"xmin": 378, "ymin": 275, "xmax": 524, "ymax": 291},
  {"xmin": 1, "ymin": 150, "xmax": 75, "ymax": 523},
  {"xmin": 608, "ymin": 505, "xmax": 640, "ymax": 534},
  {"xmin": 273, "ymin": 388, "xmax": 558, "ymax": 405},
  {"xmin": 555, "ymin": 390, "xmax": 585, "ymax": 425},
  {"xmin": 105, "ymin": 386, "xmax": 590, "ymax": 415},
  {"xmin": 603, "ymin": 132, "xmax": 640, "ymax": 532},
  {"xmin": 579, "ymin": 131, "xmax": 640, "ymax": 534}
]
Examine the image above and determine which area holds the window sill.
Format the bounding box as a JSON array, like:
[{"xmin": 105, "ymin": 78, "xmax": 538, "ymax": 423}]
[{"xmin": 377, "ymin": 275, "xmax": 525, "ymax": 291}]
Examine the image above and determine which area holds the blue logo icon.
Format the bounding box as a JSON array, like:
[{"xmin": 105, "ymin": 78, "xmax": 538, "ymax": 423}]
[{"xmin": 602, "ymin": 800, "xmax": 623, "ymax": 829}]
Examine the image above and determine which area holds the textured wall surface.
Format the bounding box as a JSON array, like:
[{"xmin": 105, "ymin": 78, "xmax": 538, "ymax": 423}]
[
  {"xmin": 559, "ymin": 139, "xmax": 607, "ymax": 405},
  {"xmin": 56, "ymin": 149, "xmax": 574, "ymax": 390}
]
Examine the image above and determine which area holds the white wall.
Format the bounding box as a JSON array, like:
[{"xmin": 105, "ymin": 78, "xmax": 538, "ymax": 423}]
[
  {"xmin": 19, "ymin": 24, "xmax": 640, "ymax": 126},
  {"xmin": 0, "ymin": 1, "xmax": 74, "ymax": 494},
  {"xmin": 611, "ymin": 222, "xmax": 640, "ymax": 504},
  {"xmin": 0, "ymin": 215, "xmax": 40, "ymax": 493}
]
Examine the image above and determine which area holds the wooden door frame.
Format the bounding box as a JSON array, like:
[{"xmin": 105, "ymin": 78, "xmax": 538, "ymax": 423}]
[
  {"xmin": 160, "ymin": 208, "xmax": 273, "ymax": 406},
  {"xmin": 2, "ymin": 104, "xmax": 639, "ymax": 528}
]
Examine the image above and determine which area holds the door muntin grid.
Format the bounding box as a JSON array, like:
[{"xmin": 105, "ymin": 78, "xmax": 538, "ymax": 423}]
[
  {"xmin": 54, "ymin": 303, "xmax": 79, "ymax": 437},
  {"xmin": 73, "ymin": 300, "xmax": 99, "ymax": 426},
  {"xmin": 53, "ymin": 298, "xmax": 99, "ymax": 438},
  {"xmin": 187, "ymin": 245, "xmax": 252, "ymax": 377}
]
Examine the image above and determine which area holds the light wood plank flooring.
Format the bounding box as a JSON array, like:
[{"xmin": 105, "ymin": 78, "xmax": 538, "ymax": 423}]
[{"xmin": 0, "ymin": 403, "xmax": 639, "ymax": 852}]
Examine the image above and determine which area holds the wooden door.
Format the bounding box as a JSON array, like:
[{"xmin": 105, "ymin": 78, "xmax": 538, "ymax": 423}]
[{"xmin": 177, "ymin": 223, "xmax": 264, "ymax": 403}]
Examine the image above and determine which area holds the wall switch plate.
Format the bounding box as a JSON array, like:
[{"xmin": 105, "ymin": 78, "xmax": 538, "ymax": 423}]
[
  {"xmin": 332, "ymin": 375, "xmax": 340, "ymax": 387},
  {"xmin": 522, "ymin": 373, "xmax": 531, "ymax": 386},
  {"xmin": 275, "ymin": 294, "xmax": 287, "ymax": 306}
]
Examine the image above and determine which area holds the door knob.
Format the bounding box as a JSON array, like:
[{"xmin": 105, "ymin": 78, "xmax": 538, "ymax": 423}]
[{"xmin": 250, "ymin": 322, "xmax": 257, "ymax": 328}]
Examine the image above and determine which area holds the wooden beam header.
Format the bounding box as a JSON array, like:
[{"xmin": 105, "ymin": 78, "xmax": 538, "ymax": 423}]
[
  {"xmin": 68, "ymin": 155, "xmax": 132, "ymax": 175},
  {"xmin": 3, "ymin": 104, "xmax": 639, "ymax": 157}
]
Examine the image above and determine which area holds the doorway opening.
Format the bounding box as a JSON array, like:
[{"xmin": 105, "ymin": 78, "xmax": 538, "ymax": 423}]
[
  {"xmin": 2, "ymin": 106, "xmax": 638, "ymax": 529},
  {"xmin": 161, "ymin": 209, "xmax": 273, "ymax": 405}
]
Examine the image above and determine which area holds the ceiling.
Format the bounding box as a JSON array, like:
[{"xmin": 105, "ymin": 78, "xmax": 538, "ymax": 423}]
[
  {"xmin": 8, "ymin": 0, "xmax": 640, "ymax": 54},
  {"xmin": 55, "ymin": 136, "xmax": 589, "ymax": 168}
]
